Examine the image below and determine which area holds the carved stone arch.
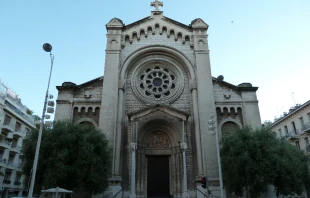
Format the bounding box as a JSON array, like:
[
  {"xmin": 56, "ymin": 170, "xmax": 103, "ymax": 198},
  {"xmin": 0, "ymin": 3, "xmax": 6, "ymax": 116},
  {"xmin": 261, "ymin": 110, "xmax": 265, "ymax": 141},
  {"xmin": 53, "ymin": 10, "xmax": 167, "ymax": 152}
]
[
  {"xmin": 217, "ymin": 118, "xmax": 242, "ymax": 137},
  {"xmin": 176, "ymin": 32, "xmax": 182, "ymax": 41},
  {"xmin": 183, "ymin": 35, "xmax": 190, "ymax": 44},
  {"xmin": 138, "ymin": 120, "xmax": 180, "ymax": 147},
  {"xmin": 144, "ymin": 131, "xmax": 172, "ymax": 149},
  {"xmin": 147, "ymin": 26, "xmax": 154, "ymax": 35},
  {"xmin": 120, "ymin": 45, "xmax": 196, "ymax": 81},
  {"xmin": 124, "ymin": 34, "xmax": 131, "ymax": 44},
  {"xmin": 155, "ymin": 23, "xmax": 160, "ymax": 33},
  {"xmin": 75, "ymin": 117, "xmax": 99, "ymax": 129},
  {"xmin": 132, "ymin": 31, "xmax": 139, "ymax": 41},
  {"xmin": 73, "ymin": 106, "xmax": 79, "ymax": 114},
  {"xmin": 168, "ymin": 29, "xmax": 175, "ymax": 38},
  {"xmin": 109, "ymin": 39, "xmax": 118, "ymax": 49},
  {"xmin": 140, "ymin": 28, "xmax": 146, "ymax": 38},
  {"xmin": 162, "ymin": 26, "xmax": 168, "ymax": 35},
  {"xmin": 80, "ymin": 106, "xmax": 86, "ymax": 113}
]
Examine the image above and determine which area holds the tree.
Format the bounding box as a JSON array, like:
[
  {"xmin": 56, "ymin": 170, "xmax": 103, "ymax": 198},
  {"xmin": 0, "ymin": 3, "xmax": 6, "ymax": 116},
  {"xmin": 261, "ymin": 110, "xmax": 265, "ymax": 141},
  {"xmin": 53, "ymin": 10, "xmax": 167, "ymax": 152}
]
[
  {"xmin": 221, "ymin": 126, "xmax": 310, "ymax": 197},
  {"xmin": 22, "ymin": 120, "xmax": 111, "ymax": 195}
]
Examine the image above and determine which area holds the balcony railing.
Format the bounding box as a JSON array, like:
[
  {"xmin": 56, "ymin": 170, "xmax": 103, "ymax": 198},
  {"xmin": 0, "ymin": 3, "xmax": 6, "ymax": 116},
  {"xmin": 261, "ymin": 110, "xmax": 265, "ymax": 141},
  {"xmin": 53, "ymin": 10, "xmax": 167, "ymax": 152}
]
[
  {"xmin": 1, "ymin": 123, "xmax": 15, "ymax": 132},
  {"xmin": 3, "ymin": 180, "xmax": 11, "ymax": 184},
  {"xmin": 0, "ymin": 140, "xmax": 12, "ymax": 149},
  {"xmin": 286, "ymin": 131, "xmax": 298, "ymax": 139},
  {"xmin": 0, "ymin": 158, "xmax": 7, "ymax": 167},
  {"xmin": 301, "ymin": 122, "xmax": 310, "ymax": 133},
  {"xmin": 10, "ymin": 145, "xmax": 22, "ymax": 153},
  {"xmin": 4, "ymin": 101, "xmax": 34, "ymax": 125},
  {"xmin": 13, "ymin": 130, "xmax": 26, "ymax": 137},
  {"xmin": 14, "ymin": 181, "xmax": 21, "ymax": 185},
  {"xmin": 7, "ymin": 161, "xmax": 14, "ymax": 169}
]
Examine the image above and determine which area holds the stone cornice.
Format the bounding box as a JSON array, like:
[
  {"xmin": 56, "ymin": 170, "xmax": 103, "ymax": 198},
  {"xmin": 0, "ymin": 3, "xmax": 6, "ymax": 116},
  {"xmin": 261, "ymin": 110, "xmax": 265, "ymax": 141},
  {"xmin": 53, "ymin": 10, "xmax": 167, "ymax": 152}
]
[
  {"xmin": 212, "ymin": 77, "xmax": 258, "ymax": 92},
  {"xmin": 269, "ymin": 100, "xmax": 310, "ymax": 128},
  {"xmin": 127, "ymin": 104, "xmax": 189, "ymax": 121}
]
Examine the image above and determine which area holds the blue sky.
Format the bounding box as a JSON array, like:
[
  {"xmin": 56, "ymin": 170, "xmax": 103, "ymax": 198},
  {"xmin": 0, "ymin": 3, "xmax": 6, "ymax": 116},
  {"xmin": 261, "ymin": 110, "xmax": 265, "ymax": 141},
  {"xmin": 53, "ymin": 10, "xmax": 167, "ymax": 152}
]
[{"xmin": 0, "ymin": 0, "xmax": 309, "ymax": 122}]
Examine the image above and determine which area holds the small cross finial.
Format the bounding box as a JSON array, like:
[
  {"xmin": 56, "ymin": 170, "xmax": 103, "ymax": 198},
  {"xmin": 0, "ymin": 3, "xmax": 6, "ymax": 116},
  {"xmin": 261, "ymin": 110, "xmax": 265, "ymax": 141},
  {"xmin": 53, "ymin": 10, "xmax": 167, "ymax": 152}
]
[{"xmin": 150, "ymin": 0, "xmax": 163, "ymax": 11}]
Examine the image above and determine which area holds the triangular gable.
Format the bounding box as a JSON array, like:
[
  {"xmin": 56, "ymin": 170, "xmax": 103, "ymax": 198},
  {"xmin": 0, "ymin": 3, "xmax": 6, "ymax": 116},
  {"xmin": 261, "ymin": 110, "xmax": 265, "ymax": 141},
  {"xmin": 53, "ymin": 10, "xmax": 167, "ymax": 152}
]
[
  {"xmin": 190, "ymin": 18, "xmax": 209, "ymax": 29},
  {"xmin": 127, "ymin": 104, "xmax": 189, "ymax": 121},
  {"xmin": 106, "ymin": 18, "xmax": 124, "ymax": 29}
]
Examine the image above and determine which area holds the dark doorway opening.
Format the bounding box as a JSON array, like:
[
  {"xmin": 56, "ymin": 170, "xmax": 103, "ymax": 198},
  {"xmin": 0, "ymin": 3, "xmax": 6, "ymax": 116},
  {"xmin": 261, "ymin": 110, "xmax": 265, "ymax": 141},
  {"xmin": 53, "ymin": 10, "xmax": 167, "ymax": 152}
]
[{"xmin": 147, "ymin": 155, "xmax": 170, "ymax": 197}]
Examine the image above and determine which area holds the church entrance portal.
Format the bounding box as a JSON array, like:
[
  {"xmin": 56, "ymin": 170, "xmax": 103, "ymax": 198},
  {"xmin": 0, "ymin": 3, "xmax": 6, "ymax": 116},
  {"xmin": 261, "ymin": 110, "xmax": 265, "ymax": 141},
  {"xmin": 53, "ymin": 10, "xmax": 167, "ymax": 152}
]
[{"xmin": 147, "ymin": 155, "xmax": 170, "ymax": 197}]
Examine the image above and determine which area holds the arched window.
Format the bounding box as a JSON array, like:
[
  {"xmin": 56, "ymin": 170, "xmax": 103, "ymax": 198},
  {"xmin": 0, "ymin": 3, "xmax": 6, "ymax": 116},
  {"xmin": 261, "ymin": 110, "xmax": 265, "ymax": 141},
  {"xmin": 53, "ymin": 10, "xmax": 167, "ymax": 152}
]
[
  {"xmin": 79, "ymin": 121, "xmax": 95, "ymax": 129},
  {"xmin": 221, "ymin": 121, "xmax": 239, "ymax": 136}
]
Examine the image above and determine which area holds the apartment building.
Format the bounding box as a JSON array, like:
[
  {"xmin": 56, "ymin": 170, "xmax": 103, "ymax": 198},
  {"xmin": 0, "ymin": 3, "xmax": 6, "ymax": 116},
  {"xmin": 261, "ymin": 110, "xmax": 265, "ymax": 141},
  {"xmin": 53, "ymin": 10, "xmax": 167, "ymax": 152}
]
[
  {"xmin": 270, "ymin": 100, "xmax": 310, "ymax": 153},
  {"xmin": 0, "ymin": 82, "xmax": 35, "ymax": 198}
]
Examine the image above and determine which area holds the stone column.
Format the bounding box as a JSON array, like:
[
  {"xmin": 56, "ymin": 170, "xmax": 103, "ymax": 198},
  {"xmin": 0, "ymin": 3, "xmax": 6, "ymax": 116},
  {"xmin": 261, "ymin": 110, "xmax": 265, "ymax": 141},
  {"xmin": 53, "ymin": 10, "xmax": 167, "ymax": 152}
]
[
  {"xmin": 191, "ymin": 87, "xmax": 204, "ymax": 177},
  {"xmin": 130, "ymin": 143, "xmax": 137, "ymax": 198},
  {"xmin": 181, "ymin": 143, "xmax": 189, "ymax": 198},
  {"xmin": 181, "ymin": 120, "xmax": 189, "ymax": 198},
  {"xmin": 114, "ymin": 85, "xmax": 124, "ymax": 176}
]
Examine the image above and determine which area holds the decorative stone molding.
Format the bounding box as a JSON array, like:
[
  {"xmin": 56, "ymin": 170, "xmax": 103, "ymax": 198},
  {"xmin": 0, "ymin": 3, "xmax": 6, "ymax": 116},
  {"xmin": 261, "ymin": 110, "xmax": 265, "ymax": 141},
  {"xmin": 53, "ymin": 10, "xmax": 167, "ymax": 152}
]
[
  {"xmin": 84, "ymin": 87, "xmax": 92, "ymax": 98},
  {"xmin": 75, "ymin": 117, "xmax": 99, "ymax": 129},
  {"xmin": 145, "ymin": 131, "xmax": 171, "ymax": 148},
  {"xmin": 131, "ymin": 57, "xmax": 184, "ymax": 104},
  {"xmin": 180, "ymin": 142, "xmax": 187, "ymax": 151},
  {"xmin": 189, "ymin": 79, "xmax": 197, "ymax": 91},
  {"xmin": 121, "ymin": 14, "xmax": 193, "ymax": 48},
  {"xmin": 120, "ymin": 45, "xmax": 195, "ymax": 80},
  {"xmin": 106, "ymin": 18, "xmax": 124, "ymax": 30},
  {"xmin": 131, "ymin": 142, "xmax": 138, "ymax": 151}
]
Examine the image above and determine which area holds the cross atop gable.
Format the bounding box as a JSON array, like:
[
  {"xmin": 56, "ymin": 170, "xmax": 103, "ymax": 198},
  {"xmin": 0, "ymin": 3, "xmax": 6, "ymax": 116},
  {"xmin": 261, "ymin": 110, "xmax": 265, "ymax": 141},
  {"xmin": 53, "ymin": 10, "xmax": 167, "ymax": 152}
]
[{"xmin": 150, "ymin": 0, "xmax": 163, "ymax": 11}]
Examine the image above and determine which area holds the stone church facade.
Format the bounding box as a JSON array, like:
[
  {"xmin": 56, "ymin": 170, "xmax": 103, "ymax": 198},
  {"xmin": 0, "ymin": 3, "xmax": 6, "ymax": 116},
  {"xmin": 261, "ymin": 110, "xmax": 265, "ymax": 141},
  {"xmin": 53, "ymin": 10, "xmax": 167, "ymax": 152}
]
[{"xmin": 55, "ymin": 1, "xmax": 261, "ymax": 197}]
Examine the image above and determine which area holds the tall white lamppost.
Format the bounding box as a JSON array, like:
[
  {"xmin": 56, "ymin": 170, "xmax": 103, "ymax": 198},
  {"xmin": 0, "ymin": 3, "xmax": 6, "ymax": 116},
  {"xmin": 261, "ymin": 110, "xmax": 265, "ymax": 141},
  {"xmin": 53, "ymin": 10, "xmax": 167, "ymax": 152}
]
[
  {"xmin": 208, "ymin": 114, "xmax": 224, "ymax": 198},
  {"xmin": 28, "ymin": 43, "xmax": 55, "ymax": 198}
]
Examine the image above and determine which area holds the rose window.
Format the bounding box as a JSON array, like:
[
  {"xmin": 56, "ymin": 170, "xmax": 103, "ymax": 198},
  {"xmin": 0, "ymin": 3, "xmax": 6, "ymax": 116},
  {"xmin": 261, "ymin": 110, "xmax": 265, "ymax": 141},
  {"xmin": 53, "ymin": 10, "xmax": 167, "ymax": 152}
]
[{"xmin": 132, "ymin": 61, "xmax": 184, "ymax": 104}]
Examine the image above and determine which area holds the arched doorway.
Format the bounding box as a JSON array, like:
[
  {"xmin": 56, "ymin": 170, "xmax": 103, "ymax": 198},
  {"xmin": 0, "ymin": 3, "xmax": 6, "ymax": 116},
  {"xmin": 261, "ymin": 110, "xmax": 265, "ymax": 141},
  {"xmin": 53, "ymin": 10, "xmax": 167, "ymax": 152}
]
[{"xmin": 127, "ymin": 105, "xmax": 188, "ymax": 198}]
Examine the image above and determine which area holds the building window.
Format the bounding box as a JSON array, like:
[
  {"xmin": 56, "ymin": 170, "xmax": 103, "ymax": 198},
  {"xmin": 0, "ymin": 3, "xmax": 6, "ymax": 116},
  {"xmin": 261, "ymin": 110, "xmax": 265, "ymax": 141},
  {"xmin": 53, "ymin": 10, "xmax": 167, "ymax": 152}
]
[
  {"xmin": 284, "ymin": 126, "xmax": 288, "ymax": 134},
  {"xmin": 305, "ymin": 137, "xmax": 309, "ymax": 147},
  {"xmin": 307, "ymin": 112, "xmax": 310, "ymax": 122},
  {"xmin": 278, "ymin": 129, "xmax": 282, "ymax": 137},
  {"xmin": 4, "ymin": 171, "xmax": 11, "ymax": 181},
  {"xmin": 25, "ymin": 128, "xmax": 30, "ymax": 133},
  {"xmin": 296, "ymin": 141, "xmax": 301, "ymax": 150},
  {"xmin": 3, "ymin": 115, "xmax": 11, "ymax": 125},
  {"xmin": 299, "ymin": 117, "xmax": 305, "ymax": 126},
  {"xmin": 291, "ymin": 121, "xmax": 297, "ymax": 134},
  {"xmin": 15, "ymin": 122, "xmax": 21, "ymax": 131}
]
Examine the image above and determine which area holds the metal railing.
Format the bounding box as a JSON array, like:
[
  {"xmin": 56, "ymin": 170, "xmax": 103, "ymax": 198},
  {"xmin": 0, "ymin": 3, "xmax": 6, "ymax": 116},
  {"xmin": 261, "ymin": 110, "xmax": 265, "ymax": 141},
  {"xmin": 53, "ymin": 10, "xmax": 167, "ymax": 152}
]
[
  {"xmin": 4, "ymin": 101, "xmax": 34, "ymax": 125},
  {"xmin": 286, "ymin": 132, "xmax": 298, "ymax": 139},
  {"xmin": 111, "ymin": 187, "xmax": 123, "ymax": 198},
  {"xmin": 13, "ymin": 130, "xmax": 26, "ymax": 137},
  {"xmin": 1, "ymin": 123, "xmax": 15, "ymax": 132},
  {"xmin": 0, "ymin": 140, "xmax": 12, "ymax": 149},
  {"xmin": 301, "ymin": 122, "xmax": 310, "ymax": 133},
  {"xmin": 196, "ymin": 187, "xmax": 209, "ymax": 198}
]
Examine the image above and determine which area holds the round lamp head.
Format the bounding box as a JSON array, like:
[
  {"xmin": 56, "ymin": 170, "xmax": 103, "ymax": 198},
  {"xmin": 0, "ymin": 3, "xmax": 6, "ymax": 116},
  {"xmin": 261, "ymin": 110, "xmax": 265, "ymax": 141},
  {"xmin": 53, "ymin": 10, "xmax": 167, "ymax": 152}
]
[{"xmin": 43, "ymin": 43, "xmax": 52, "ymax": 52}]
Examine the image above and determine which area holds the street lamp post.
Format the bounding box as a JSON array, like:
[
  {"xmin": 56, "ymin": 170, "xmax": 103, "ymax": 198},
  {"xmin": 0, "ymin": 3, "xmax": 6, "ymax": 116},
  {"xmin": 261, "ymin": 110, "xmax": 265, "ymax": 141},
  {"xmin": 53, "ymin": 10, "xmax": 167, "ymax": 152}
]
[
  {"xmin": 208, "ymin": 114, "xmax": 224, "ymax": 198},
  {"xmin": 27, "ymin": 43, "xmax": 55, "ymax": 198}
]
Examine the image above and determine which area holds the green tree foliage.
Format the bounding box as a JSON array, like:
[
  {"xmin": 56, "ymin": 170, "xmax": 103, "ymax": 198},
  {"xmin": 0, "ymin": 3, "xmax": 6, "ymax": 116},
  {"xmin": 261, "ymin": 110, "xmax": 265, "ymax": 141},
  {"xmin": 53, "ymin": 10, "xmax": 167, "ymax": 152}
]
[
  {"xmin": 221, "ymin": 126, "xmax": 310, "ymax": 197},
  {"xmin": 22, "ymin": 120, "xmax": 111, "ymax": 195}
]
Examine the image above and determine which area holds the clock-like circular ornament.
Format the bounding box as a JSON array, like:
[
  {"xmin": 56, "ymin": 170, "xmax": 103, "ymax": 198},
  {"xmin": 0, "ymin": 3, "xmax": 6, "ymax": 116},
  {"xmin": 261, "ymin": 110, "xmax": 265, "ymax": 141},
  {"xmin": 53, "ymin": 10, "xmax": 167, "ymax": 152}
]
[{"xmin": 131, "ymin": 60, "xmax": 184, "ymax": 104}]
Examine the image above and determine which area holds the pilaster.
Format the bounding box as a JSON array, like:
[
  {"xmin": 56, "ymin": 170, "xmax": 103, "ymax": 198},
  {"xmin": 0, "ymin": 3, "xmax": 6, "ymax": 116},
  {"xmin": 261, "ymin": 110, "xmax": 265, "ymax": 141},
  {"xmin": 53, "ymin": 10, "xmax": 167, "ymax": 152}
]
[
  {"xmin": 191, "ymin": 18, "xmax": 219, "ymax": 181},
  {"xmin": 99, "ymin": 17, "xmax": 124, "ymax": 184},
  {"xmin": 55, "ymin": 87, "xmax": 75, "ymax": 121}
]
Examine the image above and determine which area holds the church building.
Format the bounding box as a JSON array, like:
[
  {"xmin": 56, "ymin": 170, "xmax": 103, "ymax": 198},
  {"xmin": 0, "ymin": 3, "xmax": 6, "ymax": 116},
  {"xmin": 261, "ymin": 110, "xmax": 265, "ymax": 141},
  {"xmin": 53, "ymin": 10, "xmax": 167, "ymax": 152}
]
[{"xmin": 54, "ymin": 1, "xmax": 262, "ymax": 197}]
